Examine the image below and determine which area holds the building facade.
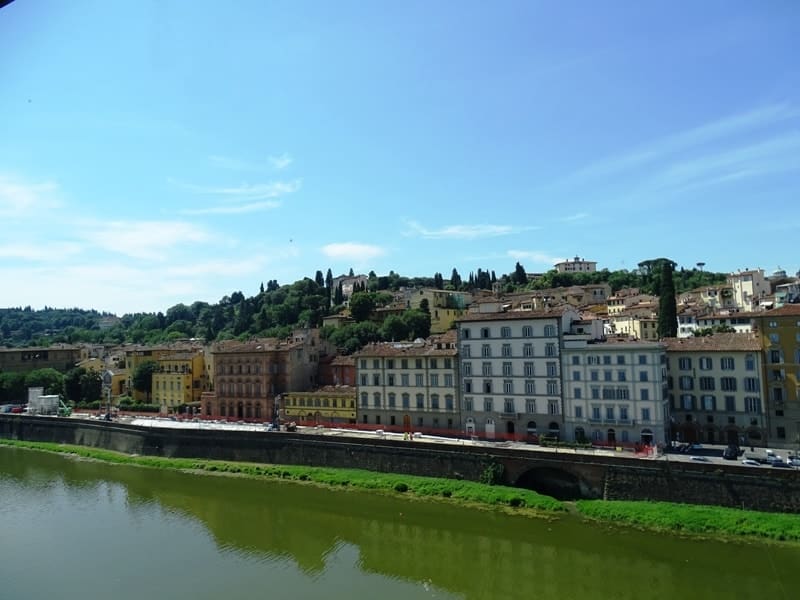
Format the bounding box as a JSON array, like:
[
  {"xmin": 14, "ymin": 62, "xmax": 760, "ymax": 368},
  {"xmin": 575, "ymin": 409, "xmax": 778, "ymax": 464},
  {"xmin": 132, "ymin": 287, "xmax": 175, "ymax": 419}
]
[
  {"xmin": 554, "ymin": 256, "xmax": 597, "ymax": 274},
  {"xmin": 283, "ymin": 385, "xmax": 357, "ymax": 424},
  {"xmin": 0, "ymin": 345, "xmax": 81, "ymax": 374},
  {"xmin": 751, "ymin": 305, "xmax": 800, "ymax": 447},
  {"xmin": 355, "ymin": 332, "xmax": 460, "ymax": 432},
  {"xmin": 664, "ymin": 333, "xmax": 766, "ymax": 446},
  {"xmin": 151, "ymin": 351, "xmax": 206, "ymax": 412},
  {"xmin": 562, "ymin": 337, "xmax": 667, "ymax": 447},
  {"xmin": 456, "ymin": 309, "xmax": 578, "ymax": 441}
]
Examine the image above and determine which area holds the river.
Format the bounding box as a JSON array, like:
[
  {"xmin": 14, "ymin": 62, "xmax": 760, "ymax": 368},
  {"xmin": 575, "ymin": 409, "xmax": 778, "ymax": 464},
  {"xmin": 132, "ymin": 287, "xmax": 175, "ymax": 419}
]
[{"xmin": 0, "ymin": 446, "xmax": 797, "ymax": 599}]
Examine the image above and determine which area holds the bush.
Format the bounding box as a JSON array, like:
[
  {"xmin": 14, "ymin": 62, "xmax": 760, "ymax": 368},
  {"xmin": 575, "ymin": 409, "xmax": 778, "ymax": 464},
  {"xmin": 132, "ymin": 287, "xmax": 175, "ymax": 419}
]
[{"xmin": 394, "ymin": 482, "xmax": 409, "ymax": 493}]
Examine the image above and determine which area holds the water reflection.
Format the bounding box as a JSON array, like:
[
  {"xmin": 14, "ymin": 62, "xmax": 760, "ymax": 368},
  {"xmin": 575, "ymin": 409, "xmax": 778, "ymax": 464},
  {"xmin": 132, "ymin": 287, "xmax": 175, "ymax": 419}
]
[{"xmin": 1, "ymin": 446, "xmax": 798, "ymax": 600}]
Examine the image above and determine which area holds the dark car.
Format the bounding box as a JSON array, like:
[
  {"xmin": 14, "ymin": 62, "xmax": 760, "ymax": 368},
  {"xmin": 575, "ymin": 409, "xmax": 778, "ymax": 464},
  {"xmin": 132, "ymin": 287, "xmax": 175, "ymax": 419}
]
[{"xmin": 722, "ymin": 445, "xmax": 740, "ymax": 460}]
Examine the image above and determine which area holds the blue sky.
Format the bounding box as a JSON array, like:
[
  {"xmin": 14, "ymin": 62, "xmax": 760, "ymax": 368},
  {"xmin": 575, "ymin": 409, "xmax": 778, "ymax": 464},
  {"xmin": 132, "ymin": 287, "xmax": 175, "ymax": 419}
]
[{"xmin": 1, "ymin": 0, "xmax": 799, "ymax": 315}]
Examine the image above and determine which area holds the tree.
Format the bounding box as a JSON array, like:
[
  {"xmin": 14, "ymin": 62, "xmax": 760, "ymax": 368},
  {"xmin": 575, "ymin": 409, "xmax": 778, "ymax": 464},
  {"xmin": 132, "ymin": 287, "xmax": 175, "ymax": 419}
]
[
  {"xmin": 315, "ymin": 270, "xmax": 325, "ymax": 288},
  {"xmin": 514, "ymin": 262, "xmax": 527, "ymax": 285},
  {"xmin": 25, "ymin": 368, "xmax": 64, "ymax": 396},
  {"xmin": 63, "ymin": 367, "xmax": 87, "ymax": 403},
  {"xmin": 419, "ymin": 298, "xmax": 430, "ymax": 314},
  {"xmin": 403, "ymin": 309, "xmax": 431, "ymax": 340},
  {"xmin": 657, "ymin": 262, "xmax": 678, "ymax": 338},
  {"xmin": 132, "ymin": 360, "xmax": 159, "ymax": 402},
  {"xmin": 80, "ymin": 369, "xmax": 102, "ymax": 403},
  {"xmin": 349, "ymin": 292, "xmax": 375, "ymax": 322},
  {"xmin": 450, "ymin": 268, "xmax": 462, "ymax": 290},
  {"xmin": 348, "ymin": 267, "xmax": 355, "ymax": 277},
  {"xmin": 333, "ymin": 282, "xmax": 344, "ymax": 306},
  {"xmin": 380, "ymin": 314, "xmax": 410, "ymax": 341}
]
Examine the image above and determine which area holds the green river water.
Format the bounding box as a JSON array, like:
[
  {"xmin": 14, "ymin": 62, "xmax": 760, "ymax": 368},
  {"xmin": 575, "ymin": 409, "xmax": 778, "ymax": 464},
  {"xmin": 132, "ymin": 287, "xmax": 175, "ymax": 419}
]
[{"xmin": 1, "ymin": 446, "xmax": 798, "ymax": 600}]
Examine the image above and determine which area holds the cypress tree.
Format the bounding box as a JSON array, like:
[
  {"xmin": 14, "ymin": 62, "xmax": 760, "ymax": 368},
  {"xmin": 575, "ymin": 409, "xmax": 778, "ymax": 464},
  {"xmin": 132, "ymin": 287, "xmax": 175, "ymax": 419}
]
[{"xmin": 657, "ymin": 262, "xmax": 678, "ymax": 338}]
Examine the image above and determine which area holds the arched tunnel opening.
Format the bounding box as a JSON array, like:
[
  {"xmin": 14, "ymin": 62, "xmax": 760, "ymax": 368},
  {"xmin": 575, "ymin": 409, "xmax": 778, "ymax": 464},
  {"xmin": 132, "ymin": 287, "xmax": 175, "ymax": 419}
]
[{"xmin": 514, "ymin": 467, "xmax": 590, "ymax": 501}]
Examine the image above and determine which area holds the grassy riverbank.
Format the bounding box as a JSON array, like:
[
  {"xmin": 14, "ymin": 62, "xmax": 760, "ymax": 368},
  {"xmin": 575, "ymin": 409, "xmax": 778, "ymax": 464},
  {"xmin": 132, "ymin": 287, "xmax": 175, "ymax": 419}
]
[
  {"xmin": 0, "ymin": 439, "xmax": 563, "ymax": 514},
  {"xmin": 575, "ymin": 499, "xmax": 800, "ymax": 543},
  {"xmin": 4, "ymin": 438, "xmax": 800, "ymax": 544}
]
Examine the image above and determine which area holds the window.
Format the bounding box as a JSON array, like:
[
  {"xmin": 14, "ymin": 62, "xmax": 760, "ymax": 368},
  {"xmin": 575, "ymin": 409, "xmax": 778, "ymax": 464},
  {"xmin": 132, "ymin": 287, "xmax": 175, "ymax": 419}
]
[
  {"xmin": 483, "ymin": 397, "xmax": 493, "ymax": 412},
  {"xmin": 481, "ymin": 344, "xmax": 491, "ymax": 357},
  {"xmin": 679, "ymin": 376, "xmax": 693, "ymax": 390},
  {"xmin": 768, "ymin": 320, "xmax": 777, "ymax": 328},
  {"xmin": 431, "ymin": 394, "xmax": 440, "ymax": 409},
  {"xmin": 416, "ymin": 394, "xmax": 424, "ymax": 409},
  {"xmin": 745, "ymin": 354, "xmax": 755, "ymax": 371},
  {"xmin": 483, "ymin": 380, "xmax": 492, "ymax": 393},
  {"xmin": 430, "ymin": 374, "xmax": 439, "ymax": 387},
  {"xmin": 574, "ymin": 388, "xmax": 582, "ymax": 399},
  {"xmin": 616, "ymin": 388, "xmax": 629, "ymax": 400},
  {"xmin": 401, "ymin": 359, "xmax": 408, "ymax": 369},
  {"xmin": 462, "ymin": 344, "xmax": 471, "ymax": 357},
  {"xmin": 463, "ymin": 397, "xmax": 473, "ymax": 411},
  {"xmin": 548, "ymin": 400, "xmax": 559, "ymax": 415},
  {"xmin": 699, "ymin": 357, "xmax": 712, "ymax": 370},
  {"xmin": 401, "ymin": 393, "xmax": 410, "ymax": 408},
  {"xmin": 619, "ymin": 406, "xmax": 629, "ymax": 421},
  {"xmin": 744, "ymin": 397, "xmax": 761, "ymax": 414},
  {"xmin": 547, "ymin": 380, "xmax": 558, "ymax": 395},
  {"xmin": 387, "ymin": 374, "xmax": 395, "ymax": 386},
  {"xmin": 720, "ymin": 377, "xmax": 737, "ymax": 391},
  {"xmin": 604, "ymin": 370, "xmax": 613, "ymax": 382},
  {"xmin": 373, "ymin": 392, "xmax": 381, "ymax": 407},
  {"xmin": 525, "ymin": 380, "xmax": 535, "ymax": 395},
  {"xmin": 681, "ymin": 394, "xmax": 694, "ymax": 410},
  {"xmin": 388, "ymin": 393, "xmax": 396, "ymax": 408},
  {"xmin": 523, "ymin": 344, "xmax": 533, "ymax": 357},
  {"xmin": 699, "ymin": 377, "xmax": 714, "ymax": 391},
  {"xmin": 638, "ymin": 371, "xmax": 648, "ymax": 382},
  {"xmin": 481, "ymin": 327, "xmax": 490, "ymax": 338},
  {"xmin": 617, "ymin": 370, "xmax": 626, "ymax": 381},
  {"xmin": 591, "ymin": 406, "xmax": 601, "ymax": 420},
  {"xmin": 605, "ymin": 406, "xmax": 615, "ymax": 420},
  {"xmin": 503, "ymin": 380, "xmax": 513, "ymax": 394},
  {"xmin": 638, "ymin": 355, "xmax": 647, "ymax": 365},
  {"xmin": 777, "ymin": 427, "xmax": 786, "ymax": 439},
  {"xmin": 401, "ymin": 373, "xmax": 409, "ymax": 386},
  {"xmin": 444, "ymin": 358, "xmax": 452, "ymax": 369},
  {"xmin": 525, "ymin": 399, "xmax": 537, "ymax": 413},
  {"xmin": 462, "ymin": 328, "xmax": 471, "ymax": 340},
  {"xmin": 545, "ymin": 343, "xmax": 556, "ymax": 357},
  {"xmin": 500, "ymin": 326, "xmax": 511, "ymax": 338},
  {"xmin": 360, "ymin": 359, "xmax": 366, "ymax": 369},
  {"xmin": 641, "ymin": 407, "xmax": 651, "ymax": 422},
  {"xmin": 415, "ymin": 374, "xmax": 424, "ymax": 386},
  {"xmin": 744, "ymin": 377, "xmax": 759, "ymax": 392},
  {"xmin": 444, "ymin": 373, "xmax": 453, "ymax": 387},
  {"xmin": 504, "ymin": 398, "xmax": 514, "ymax": 413},
  {"xmin": 524, "ymin": 362, "xmax": 534, "ymax": 377},
  {"xmin": 721, "ymin": 357, "xmax": 735, "ymax": 370},
  {"xmin": 769, "ymin": 333, "xmax": 779, "ymax": 344},
  {"xmin": 462, "ymin": 362, "xmax": 472, "ymax": 377},
  {"xmin": 372, "ymin": 374, "xmax": 380, "ymax": 386},
  {"xmin": 574, "ymin": 405, "xmax": 583, "ymax": 418},
  {"xmin": 522, "ymin": 325, "xmax": 533, "ymax": 337},
  {"xmin": 430, "ymin": 358, "xmax": 438, "ymax": 369},
  {"xmin": 587, "ymin": 355, "xmax": 599, "ymax": 365},
  {"xmin": 590, "ymin": 370, "xmax": 599, "ymax": 381},
  {"xmin": 445, "ymin": 395, "xmax": 454, "ymax": 410},
  {"xmin": 678, "ymin": 357, "xmax": 692, "ymax": 370},
  {"xmin": 544, "ymin": 324, "xmax": 556, "ymax": 337},
  {"xmin": 502, "ymin": 362, "xmax": 512, "ymax": 376},
  {"xmin": 546, "ymin": 362, "xmax": 557, "ymax": 377},
  {"xmin": 591, "ymin": 387, "xmax": 600, "ymax": 399},
  {"xmin": 502, "ymin": 344, "xmax": 512, "ymax": 357},
  {"xmin": 702, "ymin": 395, "xmax": 716, "ymax": 411},
  {"xmin": 571, "ymin": 355, "xmax": 580, "ymax": 365},
  {"xmin": 617, "ymin": 355, "xmax": 625, "ymax": 365},
  {"xmin": 415, "ymin": 359, "xmax": 423, "ymax": 369},
  {"xmin": 603, "ymin": 355, "xmax": 611, "ymax": 365},
  {"xmin": 386, "ymin": 359, "xmax": 394, "ymax": 369},
  {"xmin": 640, "ymin": 389, "xmax": 649, "ymax": 401},
  {"xmin": 373, "ymin": 359, "xmax": 380, "ymax": 369},
  {"xmin": 464, "ymin": 380, "xmax": 472, "ymax": 393},
  {"xmin": 360, "ymin": 374, "xmax": 367, "ymax": 386},
  {"xmin": 482, "ymin": 362, "xmax": 492, "ymax": 376},
  {"xmin": 573, "ymin": 371, "xmax": 581, "ymax": 381}
]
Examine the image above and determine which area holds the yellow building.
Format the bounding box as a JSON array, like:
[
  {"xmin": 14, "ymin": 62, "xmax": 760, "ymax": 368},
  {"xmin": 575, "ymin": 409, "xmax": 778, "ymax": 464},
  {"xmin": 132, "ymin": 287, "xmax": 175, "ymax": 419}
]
[
  {"xmin": 283, "ymin": 385, "xmax": 357, "ymax": 425},
  {"xmin": 751, "ymin": 305, "xmax": 800, "ymax": 447},
  {"xmin": 152, "ymin": 352, "xmax": 206, "ymax": 412},
  {"xmin": 404, "ymin": 288, "xmax": 471, "ymax": 334}
]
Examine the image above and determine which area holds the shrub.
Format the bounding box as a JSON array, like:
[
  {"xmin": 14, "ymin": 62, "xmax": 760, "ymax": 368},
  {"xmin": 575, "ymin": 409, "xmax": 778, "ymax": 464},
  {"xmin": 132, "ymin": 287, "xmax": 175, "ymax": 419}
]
[{"xmin": 394, "ymin": 482, "xmax": 409, "ymax": 493}]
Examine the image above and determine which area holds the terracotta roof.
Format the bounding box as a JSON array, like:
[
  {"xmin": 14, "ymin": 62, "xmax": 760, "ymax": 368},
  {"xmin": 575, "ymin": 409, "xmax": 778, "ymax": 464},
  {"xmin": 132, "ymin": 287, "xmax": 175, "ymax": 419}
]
[
  {"xmin": 288, "ymin": 385, "xmax": 356, "ymax": 395},
  {"xmin": 330, "ymin": 355, "xmax": 355, "ymax": 366},
  {"xmin": 355, "ymin": 339, "xmax": 457, "ymax": 358},
  {"xmin": 760, "ymin": 304, "xmax": 800, "ymax": 317},
  {"xmin": 456, "ymin": 308, "xmax": 567, "ymax": 323},
  {"xmin": 662, "ymin": 333, "xmax": 762, "ymax": 352}
]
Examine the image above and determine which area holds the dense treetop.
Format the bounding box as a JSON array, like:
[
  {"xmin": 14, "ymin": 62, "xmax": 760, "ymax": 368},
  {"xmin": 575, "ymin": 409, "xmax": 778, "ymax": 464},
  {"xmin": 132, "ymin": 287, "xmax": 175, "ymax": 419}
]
[{"xmin": 0, "ymin": 260, "xmax": 728, "ymax": 349}]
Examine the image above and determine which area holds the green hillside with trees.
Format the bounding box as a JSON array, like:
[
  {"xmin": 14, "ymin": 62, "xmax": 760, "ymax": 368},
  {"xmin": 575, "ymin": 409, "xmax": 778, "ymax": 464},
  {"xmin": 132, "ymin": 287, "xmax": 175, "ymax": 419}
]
[{"xmin": 0, "ymin": 260, "xmax": 726, "ymax": 350}]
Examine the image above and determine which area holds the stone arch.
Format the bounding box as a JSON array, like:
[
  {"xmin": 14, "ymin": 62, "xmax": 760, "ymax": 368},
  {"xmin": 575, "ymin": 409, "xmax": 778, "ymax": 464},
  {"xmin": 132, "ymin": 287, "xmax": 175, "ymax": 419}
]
[{"xmin": 515, "ymin": 466, "xmax": 594, "ymax": 501}]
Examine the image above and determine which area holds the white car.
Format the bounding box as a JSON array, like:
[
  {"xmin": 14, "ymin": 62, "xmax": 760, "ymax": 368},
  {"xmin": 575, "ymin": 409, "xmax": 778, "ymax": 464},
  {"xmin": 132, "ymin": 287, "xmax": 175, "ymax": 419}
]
[{"xmin": 741, "ymin": 459, "xmax": 760, "ymax": 466}]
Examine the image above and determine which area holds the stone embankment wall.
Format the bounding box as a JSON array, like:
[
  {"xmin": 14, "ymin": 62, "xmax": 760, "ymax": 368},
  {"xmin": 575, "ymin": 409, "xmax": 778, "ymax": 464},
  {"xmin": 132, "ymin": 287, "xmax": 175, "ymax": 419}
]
[{"xmin": 2, "ymin": 415, "xmax": 799, "ymax": 513}]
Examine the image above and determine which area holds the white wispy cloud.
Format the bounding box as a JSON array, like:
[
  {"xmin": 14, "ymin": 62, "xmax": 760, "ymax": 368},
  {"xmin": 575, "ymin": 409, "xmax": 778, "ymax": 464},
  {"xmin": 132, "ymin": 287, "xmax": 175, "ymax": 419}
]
[
  {"xmin": 403, "ymin": 220, "xmax": 537, "ymax": 240},
  {"xmin": 507, "ymin": 250, "xmax": 566, "ymax": 267},
  {"xmin": 181, "ymin": 200, "xmax": 282, "ymax": 215},
  {"xmin": 208, "ymin": 153, "xmax": 293, "ymax": 172},
  {"xmin": 321, "ymin": 242, "xmax": 386, "ymax": 261},
  {"xmin": 570, "ymin": 103, "xmax": 800, "ymax": 182},
  {"xmin": 0, "ymin": 241, "xmax": 82, "ymax": 261},
  {"xmin": 172, "ymin": 179, "xmax": 301, "ymax": 200},
  {"xmin": 268, "ymin": 153, "xmax": 292, "ymax": 170},
  {"xmin": 560, "ymin": 212, "xmax": 589, "ymax": 222},
  {"xmin": 80, "ymin": 220, "xmax": 210, "ymax": 261},
  {"xmin": 0, "ymin": 173, "xmax": 60, "ymax": 217}
]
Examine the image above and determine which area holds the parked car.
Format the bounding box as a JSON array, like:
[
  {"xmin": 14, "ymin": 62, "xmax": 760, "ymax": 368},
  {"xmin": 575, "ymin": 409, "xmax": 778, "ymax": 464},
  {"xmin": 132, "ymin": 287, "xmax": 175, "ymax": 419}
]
[
  {"xmin": 690, "ymin": 455, "xmax": 709, "ymax": 462},
  {"xmin": 722, "ymin": 445, "xmax": 739, "ymax": 460},
  {"xmin": 741, "ymin": 459, "xmax": 760, "ymax": 466}
]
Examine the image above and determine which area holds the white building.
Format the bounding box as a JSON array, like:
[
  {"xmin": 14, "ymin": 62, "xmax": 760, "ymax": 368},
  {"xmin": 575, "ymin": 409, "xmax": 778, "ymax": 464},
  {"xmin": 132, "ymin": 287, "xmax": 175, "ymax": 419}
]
[
  {"xmin": 554, "ymin": 256, "xmax": 597, "ymax": 274},
  {"xmin": 455, "ymin": 307, "xmax": 580, "ymax": 441},
  {"xmin": 727, "ymin": 269, "xmax": 769, "ymax": 312},
  {"xmin": 562, "ymin": 335, "xmax": 668, "ymax": 447}
]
